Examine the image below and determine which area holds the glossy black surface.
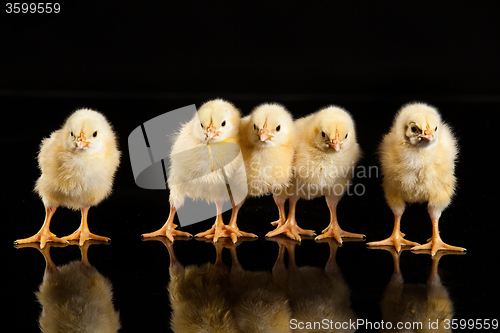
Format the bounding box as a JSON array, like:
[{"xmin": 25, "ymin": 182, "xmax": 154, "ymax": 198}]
[
  {"xmin": 2, "ymin": 2, "xmax": 499, "ymax": 332},
  {"xmin": 3, "ymin": 95, "xmax": 498, "ymax": 332}
]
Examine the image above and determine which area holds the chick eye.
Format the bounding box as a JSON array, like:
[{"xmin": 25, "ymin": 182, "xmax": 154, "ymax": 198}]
[
  {"xmin": 435, "ymin": 126, "xmax": 438, "ymax": 131},
  {"xmin": 93, "ymin": 131, "xmax": 98, "ymax": 137},
  {"xmin": 321, "ymin": 131, "xmax": 326, "ymax": 138},
  {"xmin": 345, "ymin": 133, "xmax": 348, "ymax": 139},
  {"xmin": 70, "ymin": 131, "xmax": 74, "ymax": 137},
  {"xmin": 201, "ymin": 123, "xmax": 204, "ymax": 128},
  {"xmin": 410, "ymin": 125, "xmax": 418, "ymax": 133},
  {"xmin": 254, "ymin": 124, "xmax": 257, "ymax": 130},
  {"xmin": 221, "ymin": 120, "xmax": 226, "ymax": 127},
  {"xmin": 276, "ymin": 125, "xmax": 281, "ymax": 132}
]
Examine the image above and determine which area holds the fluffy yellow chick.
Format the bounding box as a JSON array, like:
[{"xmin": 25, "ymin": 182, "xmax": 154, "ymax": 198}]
[
  {"xmin": 228, "ymin": 103, "xmax": 296, "ymax": 234},
  {"xmin": 367, "ymin": 103, "xmax": 466, "ymax": 256},
  {"xmin": 267, "ymin": 106, "xmax": 364, "ymax": 243},
  {"xmin": 15, "ymin": 109, "xmax": 121, "ymax": 248},
  {"xmin": 143, "ymin": 99, "xmax": 252, "ymax": 242}
]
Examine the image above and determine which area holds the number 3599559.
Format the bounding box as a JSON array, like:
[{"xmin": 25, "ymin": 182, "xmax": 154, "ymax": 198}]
[
  {"xmin": 444, "ymin": 318, "xmax": 498, "ymax": 330},
  {"xmin": 6, "ymin": 3, "xmax": 60, "ymax": 13}
]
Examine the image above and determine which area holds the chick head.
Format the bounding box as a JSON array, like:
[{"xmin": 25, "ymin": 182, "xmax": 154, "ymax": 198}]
[
  {"xmin": 249, "ymin": 103, "xmax": 294, "ymax": 146},
  {"xmin": 63, "ymin": 109, "xmax": 112, "ymax": 154},
  {"xmin": 312, "ymin": 106, "xmax": 356, "ymax": 152},
  {"xmin": 195, "ymin": 99, "xmax": 240, "ymax": 143},
  {"xmin": 395, "ymin": 103, "xmax": 441, "ymax": 148}
]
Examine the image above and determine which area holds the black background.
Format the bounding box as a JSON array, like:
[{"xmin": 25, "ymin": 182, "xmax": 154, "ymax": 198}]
[{"xmin": 2, "ymin": 1, "xmax": 499, "ymax": 332}]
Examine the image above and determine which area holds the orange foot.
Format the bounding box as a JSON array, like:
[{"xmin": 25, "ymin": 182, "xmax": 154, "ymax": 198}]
[
  {"xmin": 315, "ymin": 222, "xmax": 365, "ymax": 244},
  {"xmin": 142, "ymin": 223, "xmax": 192, "ymax": 242},
  {"xmin": 62, "ymin": 227, "xmax": 110, "ymax": 247},
  {"xmin": 228, "ymin": 225, "xmax": 257, "ymax": 240},
  {"xmin": 367, "ymin": 230, "xmax": 420, "ymax": 253},
  {"xmin": 411, "ymin": 235, "xmax": 466, "ymax": 257},
  {"xmin": 266, "ymin": 219, "xmax": 316, "ymax": 242},
  {"xmin": 196, "ymin": 222, "xmax": 255, "ymax": 243},
  {"xmin": 14, "ymin": 230, "xmax": 68, "ymax": 249}
]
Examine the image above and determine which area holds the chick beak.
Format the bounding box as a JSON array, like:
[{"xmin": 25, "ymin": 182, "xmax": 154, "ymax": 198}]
[
  {"xmin": 76, "ymin": 133, "xmax": 89, "ymax": 149},
  {"xmin": 259, "ymin": 128, "xmax": 273, "ymax": 141},
  {"xmin": 420, "ymin": 126, "xmax": 434, "ymax": 142},
  {"xmin": 206, "ymin": 124, "xmax": 218, "ymax": 139},
  {"xmin": 328, "ymin": 129, "xmax": 342, "ymax": 151}
]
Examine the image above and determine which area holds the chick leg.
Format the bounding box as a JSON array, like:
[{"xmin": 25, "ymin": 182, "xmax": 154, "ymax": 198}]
[
  {"xmin": 14, "ymin": 206, "xmax": 68, "ymax": 249},
  {"xmin": 265, "ymin": 195, "xmax": 316, "ymax": 241},
  {"xmin": 142, "ymin": 205, "xmax": 192, "ymax": 241},
  {"xmin": 315, "ymin": 195, "xmax": 365, "ymax": 244},
  {"xmin": 226, "ymin": 199, "xmax": 258, "ymax": 243},
  {"xmin": 195, "ymin": 201, "xmax": 242, "ymax": 243},
  {"xmin": 367, "ymin": 212, "xmax": 420, "ymax": 253},
  {"xmin": 270, "ymin": 195, "xmax": 287, "ymax": 227},
  {"xmin": 411, "ymin": 207, "xmax": 466, "ymax": 256},
  {"xmin": 62, "ymin": 207, "xmax": 110, "ymax": 246},
  {"xmin": 211, "ymin": 201, "xmax": 227, "ymax": 243}
]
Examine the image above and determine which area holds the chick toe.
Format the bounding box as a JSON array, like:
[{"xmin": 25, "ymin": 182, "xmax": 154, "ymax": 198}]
[
  {"xmin": 142, "ymin": 205, "xmax": 192, "ymax": 241},
  {"xmin": 411, "ymin": 235, "xmax": 466, "ymax": 257},
  {"xmin": 367, "ymin": 231, "xmax": 420, "ymax": 253},
  {"xmin": 15, "ymin": 207, "xmax": 68, "ymax": 249},
  {"xmin": 195, "ymin": 217, "xmax": 242, "ymax": 244},
  {"xmin": 15, "ymin": 230, "xmax": 68, "ymax": 249},
  {"xmin": 315, "ymin": 221, "xmax": 365, "ymax": 244},
  {"xmin": 62, "ymin": 228, "xmax": 110, "ymax": 247},
  {"xmin": 266, "ymin": 217, "xmax": 315, "ymax": 242},
  {"xmin": 142, "ymin": 223, "xmax": 192, "ymax": 242},
  {"xmin": 61, "ymin": 207, "xmax": 111, "ymax": 246},
  {"xmin": 195, "ymin": 223, "xmax": 218, "ymax": 238},
  {"xmin": 226, "ymin": 224, "xmax": 257, "ymax": 239},
  {"xmin": 266, "ymin": 223, "xmax": 299, "ymax": 241}
]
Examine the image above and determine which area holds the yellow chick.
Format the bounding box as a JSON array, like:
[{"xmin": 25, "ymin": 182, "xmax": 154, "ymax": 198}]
[
  {"xmin": 367, "ymin": 103, "xmax": 466, "ymax": 256},
  {"xmin": 267, "ymin": 106, "xmax": 364, "ymax": 243},
  {"xmin": 228, "ymin": 103, "xmax": 296, "ymax": 234},
  {"xmin": 15, "ymin": 109, "xmax": 121, "ymax": 248},
  {"xmin": 143, "ymin": 99, "xmax": 252, "ymax": 242}
]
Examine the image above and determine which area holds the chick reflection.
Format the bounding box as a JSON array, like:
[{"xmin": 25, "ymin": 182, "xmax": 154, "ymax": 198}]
[
  {"xmin": 376, "ymin": 247, "xmax": 459, "ymax": 333},
  {"xmin": 152, "ymin": 237, "xmax": 291, "ymax": 332},
  {"xmin": 16, "ymin": 241, "xmax": 120, "ymax": 333},
  {"xmin": 167, "ymin": 238, "xmax": 239, "ymax": 332},
  {"xmin": 230, "ymin": 239, "xmax": 291, "ymax": 333},
  {"xmin": 270, "ymin": 237, "xmax": 358, "ymax": 333}
]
